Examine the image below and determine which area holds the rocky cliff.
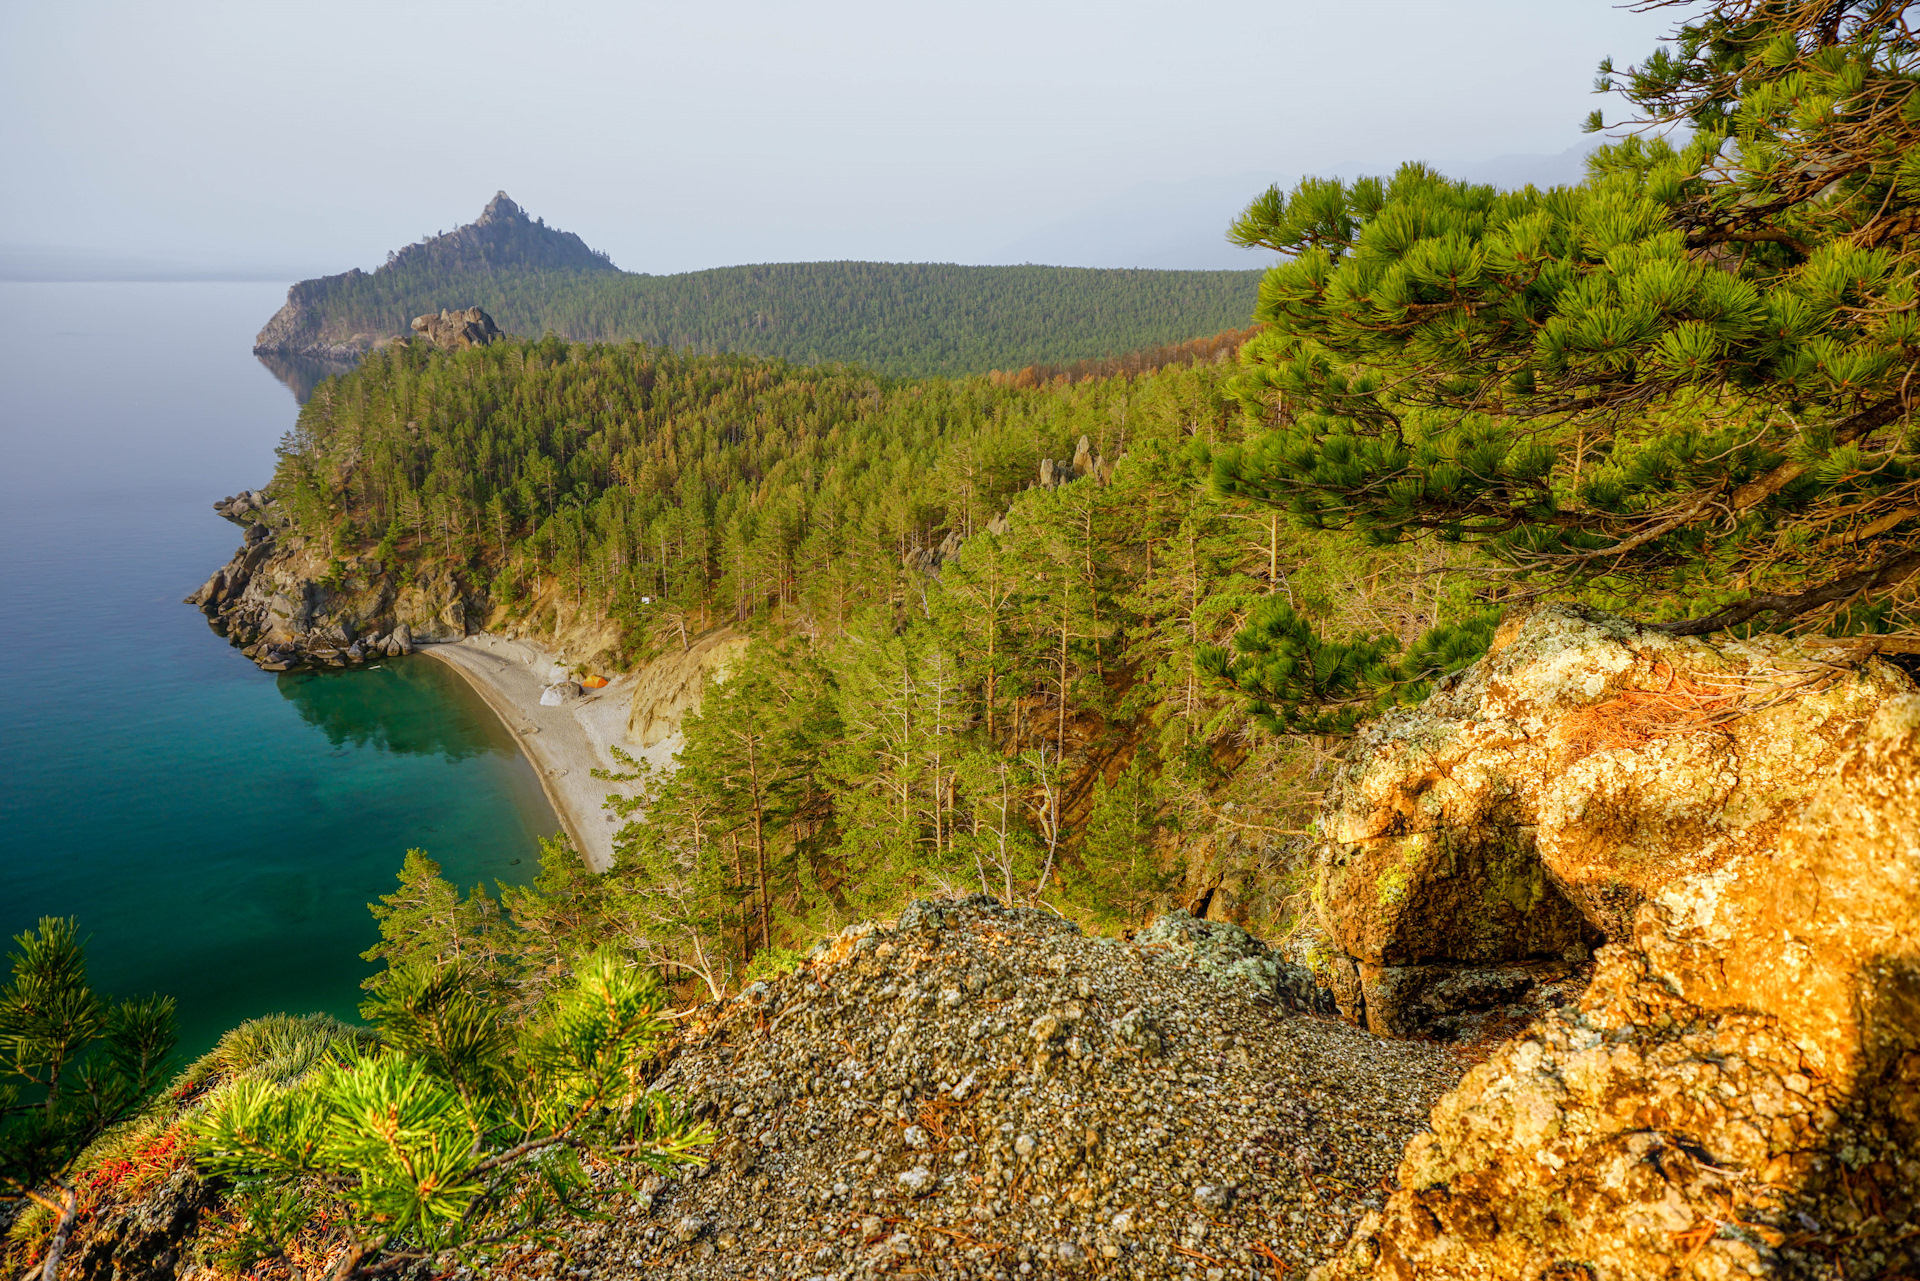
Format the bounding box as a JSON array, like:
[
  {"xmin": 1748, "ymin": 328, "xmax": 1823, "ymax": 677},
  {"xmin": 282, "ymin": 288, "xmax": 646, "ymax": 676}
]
[
  {"xmin": 184, "ymin": 491, "xmax": 483, "ymax": 668},
  {"xmin": 252, "ymin": 192, "xmax": 615, "ymax": 358},
  {"xmin": 626, "ymin": 628, "xmax": 750, "ymax": 748}
]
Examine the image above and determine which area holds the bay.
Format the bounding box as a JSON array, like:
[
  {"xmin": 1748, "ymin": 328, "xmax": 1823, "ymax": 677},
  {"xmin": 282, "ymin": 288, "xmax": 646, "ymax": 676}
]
[{"xmin": 0, "ymin": 281, "xmax": 557, "ymax": 1057}]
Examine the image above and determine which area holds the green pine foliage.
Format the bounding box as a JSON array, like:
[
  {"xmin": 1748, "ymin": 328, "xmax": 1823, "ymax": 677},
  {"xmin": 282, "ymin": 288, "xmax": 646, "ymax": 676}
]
[
  {"xmin": 192, "ymin": 955, "xmax": 709, "ymax": 1277},
  {"xmin": 1216, "ymin": 3, "xmax": 1920, "ymax": 641},
  {"xmin": 1, "ymin": 920, "xmax": 178, "ymax": 1280}
]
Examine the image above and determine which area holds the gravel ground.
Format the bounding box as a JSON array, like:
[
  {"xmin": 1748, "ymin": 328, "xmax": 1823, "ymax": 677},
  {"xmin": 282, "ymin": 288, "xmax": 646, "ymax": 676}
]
[{"xmin": 506, "ymin": 897, "xmax": 1464, "ymax": 1280}]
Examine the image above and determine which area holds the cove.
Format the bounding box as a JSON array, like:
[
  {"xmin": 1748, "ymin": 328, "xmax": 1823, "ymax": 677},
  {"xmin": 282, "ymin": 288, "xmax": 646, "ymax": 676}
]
[{"xmin": 0, "ymin": 281, "xmax": 557, "ymax": 1057}]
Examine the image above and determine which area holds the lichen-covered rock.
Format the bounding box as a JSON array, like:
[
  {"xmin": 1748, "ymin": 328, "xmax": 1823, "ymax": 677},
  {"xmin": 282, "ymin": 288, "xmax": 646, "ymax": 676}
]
[
  {"xmin": 1314, "ymin": 688, "xmax": 1920, "ymax": 1280},
  {"xmin": 1134, "ymin": 909, "xmax": 1334, "ymax": 1013},
  {"xmin": 1317, "ymin": 602, "xmax": 1913, "ymax": 1036}
]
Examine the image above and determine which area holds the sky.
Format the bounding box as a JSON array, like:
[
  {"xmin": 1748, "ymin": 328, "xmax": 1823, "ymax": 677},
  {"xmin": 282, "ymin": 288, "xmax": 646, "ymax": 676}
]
[{"xmin": 0, "ymin": 1, "xmax": 1683, "ymax": 278}]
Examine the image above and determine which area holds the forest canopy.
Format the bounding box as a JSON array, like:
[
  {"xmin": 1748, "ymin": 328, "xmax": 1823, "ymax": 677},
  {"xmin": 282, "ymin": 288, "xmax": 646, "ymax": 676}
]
[{"xmin": 258, "ymin": 193, "xmax": 1265, "ymax": 379}]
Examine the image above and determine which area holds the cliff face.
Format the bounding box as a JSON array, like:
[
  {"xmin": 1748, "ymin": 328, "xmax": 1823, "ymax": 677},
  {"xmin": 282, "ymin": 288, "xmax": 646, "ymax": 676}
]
[
  {"xmin": 252, "ymin": 192, "xmax": 617, "ymax": 358},
  {"xmin": 184, "ymin": 492, "xmax": 484, "ymax": 668}
]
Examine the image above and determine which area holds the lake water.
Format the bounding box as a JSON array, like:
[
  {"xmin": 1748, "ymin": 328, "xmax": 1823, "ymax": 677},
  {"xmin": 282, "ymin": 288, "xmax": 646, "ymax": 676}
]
[{"xmin": 0, "ymin": 281, "xmax": 558, "ymax": 1057}]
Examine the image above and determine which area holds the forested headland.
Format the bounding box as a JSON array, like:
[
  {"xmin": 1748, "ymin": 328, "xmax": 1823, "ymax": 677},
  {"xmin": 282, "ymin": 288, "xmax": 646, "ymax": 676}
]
[
  {"xmin": 269, "ymin": 324, "xmax": 1403, "ymax": 982},
  {"xmin": 253, "ymin": 192, "xmax": 1265, "ymax": 378}
]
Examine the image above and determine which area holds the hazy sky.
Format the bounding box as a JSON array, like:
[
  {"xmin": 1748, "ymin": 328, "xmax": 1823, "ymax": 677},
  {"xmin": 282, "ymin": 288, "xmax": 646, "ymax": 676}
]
[{"xmin": 0, "ymin": 1, "xmax": 1681, "ymax": 276}]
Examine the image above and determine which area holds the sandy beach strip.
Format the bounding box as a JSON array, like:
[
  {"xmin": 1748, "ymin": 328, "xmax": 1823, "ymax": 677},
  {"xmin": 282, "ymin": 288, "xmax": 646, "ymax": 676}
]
[{"xmin": 416, "ymin": 634, "xmax": 671, "ymax": 873}]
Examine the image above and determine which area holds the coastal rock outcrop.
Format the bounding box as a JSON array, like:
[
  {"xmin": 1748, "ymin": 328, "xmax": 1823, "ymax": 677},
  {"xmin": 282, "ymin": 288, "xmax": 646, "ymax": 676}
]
[
  {"xmin": 409, "ymin": 305, "xmax": 500, "ymax": 350},
  {"xmin": 185, "ymin": 493, "xmax": 479, "ymax": 670},
  {"xmin": 1305, "ymin": 606, "xmax": 1920, "ymax": 1279}
]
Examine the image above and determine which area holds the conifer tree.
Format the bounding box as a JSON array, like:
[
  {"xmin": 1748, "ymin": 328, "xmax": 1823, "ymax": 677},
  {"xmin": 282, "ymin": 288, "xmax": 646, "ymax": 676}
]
[
  {"xmin": 1209, "ymin": 0, "xmax": 1920, "ymax": 730},
  {"xmin": 361, "ymin": 851, "xmax": 511, "ymax": 1005},
  {"xmin": 1, "ymin": 920, "xmax": 176, "ymax": 1281},
  {"xmin": 194, "ymin": 954, "xmax": 709, "ymax": 1280}
]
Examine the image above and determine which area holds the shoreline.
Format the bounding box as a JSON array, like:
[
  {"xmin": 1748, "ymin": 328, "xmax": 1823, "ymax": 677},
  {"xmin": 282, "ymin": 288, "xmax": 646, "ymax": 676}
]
[{"xmin": 416, "ymin": 635, "xmax": 675, "ymax": 873}]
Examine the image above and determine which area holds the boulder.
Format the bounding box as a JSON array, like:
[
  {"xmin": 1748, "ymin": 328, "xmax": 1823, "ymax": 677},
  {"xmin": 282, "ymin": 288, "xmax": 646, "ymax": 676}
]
[
  {"xmin": 409, "ymin": 306, "xmax": 501, "ymax": 350},
  {"xmin": 1317, "ymin": 692, "xmax": 1920, "ymax": 1281},
  {"xmin": 391, "ymin": 623, "xmax": 413, "ymax": 654},
  {"xmin": 1134, "ymin": 909, "xmax": 1332, "ymax": 1012},
  {"xmin": 1305, "ymin": 606, "xmax": 1920, "ymax": 1280},
  {"xmin": 540, "ymin": 682, "xmax": 582, "ymax": 706},
  {"xmin": 1315, "ymin": 602, "xmax": 1912, "ymax": 1037}
]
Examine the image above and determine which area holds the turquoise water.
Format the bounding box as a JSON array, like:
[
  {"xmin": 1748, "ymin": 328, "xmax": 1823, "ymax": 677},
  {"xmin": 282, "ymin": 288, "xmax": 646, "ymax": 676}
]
[{"xmin": 0, "ymin": 282, "xmax": 558, "ymax": 1057}]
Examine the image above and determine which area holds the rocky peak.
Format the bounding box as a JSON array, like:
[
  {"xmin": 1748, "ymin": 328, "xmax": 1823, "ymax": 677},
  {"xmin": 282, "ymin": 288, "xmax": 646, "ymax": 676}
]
[
  {"xmin": 253, "ymin": 193, "xmax": 615, "ymax": 358},
  {"xmin": 477, "ymin": 190, "xmax": 527, "ymax": 225}
]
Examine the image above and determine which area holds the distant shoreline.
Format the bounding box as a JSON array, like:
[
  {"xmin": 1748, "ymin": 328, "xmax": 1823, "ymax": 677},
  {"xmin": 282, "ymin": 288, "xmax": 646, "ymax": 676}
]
[{"xmin": 415, "ymin": 635, "xmax": 653, "ymax": 874}]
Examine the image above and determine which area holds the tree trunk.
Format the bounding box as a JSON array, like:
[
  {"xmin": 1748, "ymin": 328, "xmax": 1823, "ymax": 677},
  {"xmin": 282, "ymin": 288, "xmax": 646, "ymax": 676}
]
[
  {"xmin": 1057, "ymin": 584, "xmax": 1071, "ymax": 757},
  {"xmin": 39, "ymin": 1186, "xmax": 77, "ymax": 1281},
  {"xmin": 747, "ymin": 737, "xmax": 771, "ymax": 954}
]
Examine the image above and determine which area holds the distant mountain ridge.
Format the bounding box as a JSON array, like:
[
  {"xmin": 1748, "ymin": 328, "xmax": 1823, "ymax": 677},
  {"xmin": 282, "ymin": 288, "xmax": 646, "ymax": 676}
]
[{"xmin": 252, "ymin": 194, "xmax": 1263, "ymax": 377}]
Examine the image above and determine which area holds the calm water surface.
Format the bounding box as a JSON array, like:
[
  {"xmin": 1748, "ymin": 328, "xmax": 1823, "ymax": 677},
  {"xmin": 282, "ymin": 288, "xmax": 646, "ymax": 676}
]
[{"xmin": 0, "ymin": 282, "xmax": 557, "ymax": 1056}]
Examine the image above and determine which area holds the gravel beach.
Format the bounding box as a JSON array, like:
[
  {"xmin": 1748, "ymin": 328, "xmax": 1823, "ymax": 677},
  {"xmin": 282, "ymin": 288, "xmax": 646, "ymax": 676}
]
[{"xmin": 416, "ymin": 634, "xmax": 676, "ymax": 871}]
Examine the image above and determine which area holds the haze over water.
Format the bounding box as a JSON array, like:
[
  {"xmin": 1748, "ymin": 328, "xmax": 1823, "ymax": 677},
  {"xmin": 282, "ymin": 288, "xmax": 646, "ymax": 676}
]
[{"xmin": 0, "ymin": 281, "xmax": 556, "ymax": 1057}]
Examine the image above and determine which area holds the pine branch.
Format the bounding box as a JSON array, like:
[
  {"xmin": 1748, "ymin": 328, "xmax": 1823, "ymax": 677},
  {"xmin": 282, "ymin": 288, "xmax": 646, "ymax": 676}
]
[{"xmin": 1652, "ymin": 545, "xmax": 1920, "ymax": 635}]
